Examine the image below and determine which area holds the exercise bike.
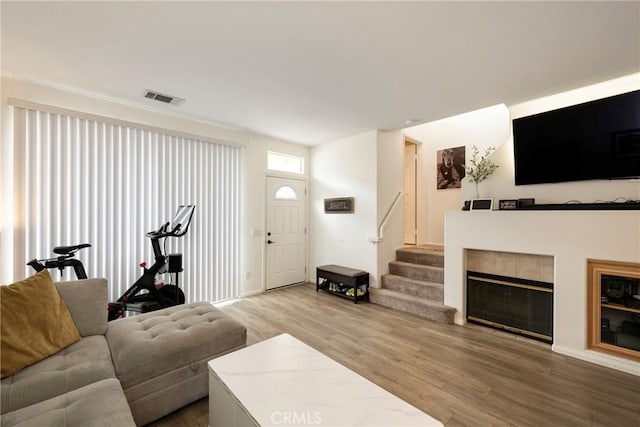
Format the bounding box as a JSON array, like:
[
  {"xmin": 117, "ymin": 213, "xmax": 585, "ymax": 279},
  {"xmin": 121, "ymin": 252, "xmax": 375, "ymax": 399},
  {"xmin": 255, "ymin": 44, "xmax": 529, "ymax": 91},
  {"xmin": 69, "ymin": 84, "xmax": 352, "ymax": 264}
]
[
  {"xmin": 108, "ymin": 204, "xmax": 195, "ymax": 320},
  {"xmin": 27, "ymin": 204, "xmax": 196, "ymax": 321}
]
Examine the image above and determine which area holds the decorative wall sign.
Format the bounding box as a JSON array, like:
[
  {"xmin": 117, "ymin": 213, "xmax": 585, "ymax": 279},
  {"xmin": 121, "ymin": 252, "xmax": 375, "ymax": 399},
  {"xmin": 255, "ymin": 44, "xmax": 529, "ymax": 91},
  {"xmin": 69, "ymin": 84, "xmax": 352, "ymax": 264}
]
[
  {"xmin": 437, "ymin": 145, "xmax": 466, "ymax": 189},
  {"xmin": 324, "ymin": 197, "xmax": 354, "ymax": 213}
]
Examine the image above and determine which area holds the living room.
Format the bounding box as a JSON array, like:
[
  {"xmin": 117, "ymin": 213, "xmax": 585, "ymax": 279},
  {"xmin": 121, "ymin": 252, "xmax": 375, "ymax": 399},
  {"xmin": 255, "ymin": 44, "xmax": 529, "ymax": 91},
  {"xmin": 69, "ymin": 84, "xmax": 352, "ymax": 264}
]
[{"xmin": 2, "ymin": 2, "xmax": 640, "ymax": 426}]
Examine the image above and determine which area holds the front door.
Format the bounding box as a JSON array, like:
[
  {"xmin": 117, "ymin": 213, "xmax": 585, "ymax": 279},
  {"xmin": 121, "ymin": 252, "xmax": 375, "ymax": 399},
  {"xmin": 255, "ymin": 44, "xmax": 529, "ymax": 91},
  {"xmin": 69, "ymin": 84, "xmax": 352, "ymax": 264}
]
[{"xmin": 265, "ymin": 177, "xmax": 307, "ymax": 290}]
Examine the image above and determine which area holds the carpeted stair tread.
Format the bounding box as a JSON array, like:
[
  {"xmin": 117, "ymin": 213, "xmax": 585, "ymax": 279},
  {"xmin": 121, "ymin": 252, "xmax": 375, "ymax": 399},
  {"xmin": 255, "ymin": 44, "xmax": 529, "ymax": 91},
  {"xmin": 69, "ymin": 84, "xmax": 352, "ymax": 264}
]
[
  {"xmin": 370, "ymin": 288, "xmax": 451, "ymax": 311},
  {"xmin": 372, "ymin": 244, "xmax": 454, "ymax": 324},
  {"xmin": 396, "ymin": 246, "xmax": 444, "ymax": 267},
  {"xmin": 381, "ymin": 274, "xmax": 444, "ymax": 301},
  {"xmin": 369, "ymin": 288, "xmax": 454, "ymax": 324},
  {"xmin": 389, "ymin": 261, "xmax": 444, "ymax": 283}
]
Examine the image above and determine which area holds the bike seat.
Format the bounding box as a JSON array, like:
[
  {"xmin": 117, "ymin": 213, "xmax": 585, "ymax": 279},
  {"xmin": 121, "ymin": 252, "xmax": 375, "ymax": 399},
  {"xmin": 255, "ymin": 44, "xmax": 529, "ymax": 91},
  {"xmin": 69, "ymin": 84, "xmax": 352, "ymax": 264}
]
[{"xmin": 53, "ymin": 243, "xmax": 91, "ymax": 255}]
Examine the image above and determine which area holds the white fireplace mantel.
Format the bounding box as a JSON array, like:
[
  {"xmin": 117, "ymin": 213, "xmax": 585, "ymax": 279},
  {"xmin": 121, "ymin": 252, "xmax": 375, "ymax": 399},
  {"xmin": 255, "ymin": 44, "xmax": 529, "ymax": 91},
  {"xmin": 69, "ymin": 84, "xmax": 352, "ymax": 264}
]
[{"xmin": 444, "ymin": 210, "xmax": 640, "ymax": 375}]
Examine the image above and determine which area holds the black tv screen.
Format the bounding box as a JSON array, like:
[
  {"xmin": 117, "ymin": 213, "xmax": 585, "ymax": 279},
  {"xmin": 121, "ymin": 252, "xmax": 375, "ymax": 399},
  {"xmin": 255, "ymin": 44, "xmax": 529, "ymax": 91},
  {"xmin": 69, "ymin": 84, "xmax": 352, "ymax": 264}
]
[{"xmin": 513, "ymin": 90, "xmax": 640, "ymax": 185}]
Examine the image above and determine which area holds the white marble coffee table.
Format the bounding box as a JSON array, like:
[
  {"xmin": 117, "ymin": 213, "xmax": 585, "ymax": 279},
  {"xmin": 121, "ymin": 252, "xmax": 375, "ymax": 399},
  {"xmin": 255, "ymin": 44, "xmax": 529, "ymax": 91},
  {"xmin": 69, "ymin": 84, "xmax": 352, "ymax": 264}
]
[{"xmin": 208, "ymin": 333, "xmax": 442, "ymax": 426}]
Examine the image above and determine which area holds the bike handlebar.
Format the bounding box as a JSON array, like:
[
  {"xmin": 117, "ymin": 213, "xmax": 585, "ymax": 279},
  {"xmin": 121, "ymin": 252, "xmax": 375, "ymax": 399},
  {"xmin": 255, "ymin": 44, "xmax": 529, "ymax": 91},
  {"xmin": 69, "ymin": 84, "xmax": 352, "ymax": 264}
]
[
  {"xmin": 145, "ymin": 222, "xmax": 183, "ymax": 239},
  {"xmin": 146, "ymin": 221, "xmax": 172, "ymax": 239},
  {"xmin": 145, "ymin": 205, "xmax": 195, "ymax": 240}
]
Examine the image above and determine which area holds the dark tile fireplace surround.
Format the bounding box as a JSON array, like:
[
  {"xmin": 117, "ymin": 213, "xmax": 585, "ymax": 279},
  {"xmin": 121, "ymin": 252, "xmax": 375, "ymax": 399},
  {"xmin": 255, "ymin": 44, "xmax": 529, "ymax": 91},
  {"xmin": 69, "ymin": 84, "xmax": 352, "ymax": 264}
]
[{"xmin": 466, "ymin": 250, "xmax": 554, "ymax": 343}]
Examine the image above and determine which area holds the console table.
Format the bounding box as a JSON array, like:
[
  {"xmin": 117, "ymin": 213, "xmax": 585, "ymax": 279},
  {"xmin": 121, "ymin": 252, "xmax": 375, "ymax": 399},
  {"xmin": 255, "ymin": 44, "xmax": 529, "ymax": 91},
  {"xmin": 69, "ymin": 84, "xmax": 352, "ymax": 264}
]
[
  {"xmin": 316, "ymin": 264, "xmax": 369, "ymax": 303},
  {"xmin": 208, "ymin": 334, "xmax": 442, "ymax": 426}
]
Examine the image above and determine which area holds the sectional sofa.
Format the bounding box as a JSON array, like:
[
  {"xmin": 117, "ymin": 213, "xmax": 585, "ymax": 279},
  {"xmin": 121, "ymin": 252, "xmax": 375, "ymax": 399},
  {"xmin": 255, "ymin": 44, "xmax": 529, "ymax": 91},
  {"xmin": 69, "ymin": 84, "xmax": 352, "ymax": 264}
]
[{"xmin": 1, "ymin": 273, "xmax": 247, "ymax": 426}]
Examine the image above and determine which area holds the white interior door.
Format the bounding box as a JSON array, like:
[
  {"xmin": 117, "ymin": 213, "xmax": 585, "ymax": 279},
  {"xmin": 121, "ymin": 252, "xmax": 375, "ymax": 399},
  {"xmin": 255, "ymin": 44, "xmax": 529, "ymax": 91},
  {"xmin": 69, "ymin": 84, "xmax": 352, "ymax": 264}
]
[
  {"xmin": 266, "ymin": 177, "xmax": 307, "ymax": 290},
  {"xmin": 404, "ymin": 141, "xmax": 417, "ymax": 245}
]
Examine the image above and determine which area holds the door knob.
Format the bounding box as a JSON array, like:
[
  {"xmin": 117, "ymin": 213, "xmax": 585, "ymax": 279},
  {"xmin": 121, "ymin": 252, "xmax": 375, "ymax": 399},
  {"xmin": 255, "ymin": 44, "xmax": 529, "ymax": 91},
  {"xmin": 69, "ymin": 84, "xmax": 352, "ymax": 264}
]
[{"xmin": 267, "ymin": 240, "xmax": 276, "ymax": 244}]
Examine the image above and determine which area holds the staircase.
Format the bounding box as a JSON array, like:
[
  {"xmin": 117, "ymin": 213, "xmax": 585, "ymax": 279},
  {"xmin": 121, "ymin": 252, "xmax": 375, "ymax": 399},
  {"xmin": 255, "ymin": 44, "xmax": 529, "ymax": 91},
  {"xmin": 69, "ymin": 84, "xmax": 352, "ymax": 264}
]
[{"xmin": 369, "ymin": 245, "xmax": 456, "ymax": 324}]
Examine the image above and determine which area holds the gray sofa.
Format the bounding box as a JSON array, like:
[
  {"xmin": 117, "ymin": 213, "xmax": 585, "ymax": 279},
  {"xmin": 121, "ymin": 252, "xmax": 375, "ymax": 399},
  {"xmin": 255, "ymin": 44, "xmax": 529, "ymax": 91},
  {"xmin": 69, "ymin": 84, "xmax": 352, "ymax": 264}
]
[{"xmin": 1, "ymin": 278, "xmax": 247, "ymax": 426}]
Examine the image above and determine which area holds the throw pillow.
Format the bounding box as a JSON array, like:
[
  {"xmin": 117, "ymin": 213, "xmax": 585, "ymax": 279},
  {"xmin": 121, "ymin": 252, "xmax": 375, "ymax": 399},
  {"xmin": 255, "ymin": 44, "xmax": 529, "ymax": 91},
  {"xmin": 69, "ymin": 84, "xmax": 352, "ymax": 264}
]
[{"xmin": 1, "ymin": 270, "xmax": 81, "ymax": 378}]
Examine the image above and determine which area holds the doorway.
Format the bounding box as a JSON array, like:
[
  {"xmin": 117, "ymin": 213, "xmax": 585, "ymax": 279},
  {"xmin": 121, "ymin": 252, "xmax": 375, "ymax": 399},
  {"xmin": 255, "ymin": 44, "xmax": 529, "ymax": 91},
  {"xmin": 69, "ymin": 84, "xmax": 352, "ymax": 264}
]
[
  {"xmin": 265, "ymin": 176, "xmax": 307, "ymax": 290},
  {"xmin": 404, "ymin": 139, "xmax": 419, "ymax": 245}
]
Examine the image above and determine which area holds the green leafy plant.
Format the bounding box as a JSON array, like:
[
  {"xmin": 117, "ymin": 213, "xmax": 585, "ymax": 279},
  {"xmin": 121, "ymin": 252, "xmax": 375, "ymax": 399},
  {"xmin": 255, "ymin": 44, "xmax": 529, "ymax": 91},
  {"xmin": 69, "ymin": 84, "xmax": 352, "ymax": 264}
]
[{"xmin": 464, "ymin": 145, "xmax": 499, "ymax": 184}]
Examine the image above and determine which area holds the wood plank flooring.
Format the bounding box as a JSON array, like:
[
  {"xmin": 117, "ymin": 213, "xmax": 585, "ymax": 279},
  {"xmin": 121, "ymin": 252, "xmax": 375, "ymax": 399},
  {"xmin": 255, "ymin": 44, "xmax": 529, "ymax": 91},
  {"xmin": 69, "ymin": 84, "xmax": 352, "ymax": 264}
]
[{"xmin": 149, "ymin": 283, "xmax": 640, "ymax": 426}]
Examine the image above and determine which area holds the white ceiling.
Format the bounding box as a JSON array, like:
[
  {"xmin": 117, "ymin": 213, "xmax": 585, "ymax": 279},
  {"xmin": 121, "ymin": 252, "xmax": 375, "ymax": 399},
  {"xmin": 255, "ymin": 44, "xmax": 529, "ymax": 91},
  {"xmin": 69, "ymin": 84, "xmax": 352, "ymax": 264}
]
[{"xmin": 2, "ymin": 1, "xmax": 639, "ymax": 146}]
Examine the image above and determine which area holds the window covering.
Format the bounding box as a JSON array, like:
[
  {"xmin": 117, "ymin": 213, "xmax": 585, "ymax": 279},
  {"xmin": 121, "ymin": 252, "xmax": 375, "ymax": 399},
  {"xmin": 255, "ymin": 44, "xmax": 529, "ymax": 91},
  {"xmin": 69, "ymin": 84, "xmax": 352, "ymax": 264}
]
[{"xmin": 13, "ymin": 106, "xmax": 241, "ymax": 303}]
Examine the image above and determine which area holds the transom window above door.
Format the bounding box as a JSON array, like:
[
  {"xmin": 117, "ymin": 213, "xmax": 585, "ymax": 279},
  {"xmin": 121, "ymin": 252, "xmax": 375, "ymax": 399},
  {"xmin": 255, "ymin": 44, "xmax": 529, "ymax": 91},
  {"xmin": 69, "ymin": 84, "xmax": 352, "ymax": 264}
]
[{"xmin": 267, "ymin": 151, "xmax": 304, "ymax": 174}]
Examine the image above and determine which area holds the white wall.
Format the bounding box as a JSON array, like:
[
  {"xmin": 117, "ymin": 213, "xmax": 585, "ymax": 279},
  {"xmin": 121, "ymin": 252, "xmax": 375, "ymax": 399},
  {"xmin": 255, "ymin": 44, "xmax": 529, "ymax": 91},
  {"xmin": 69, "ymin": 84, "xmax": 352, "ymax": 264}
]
[
  {"xmin": 376, "ymin": 130, "xmax": 404, "ymax": 284},
  {"xmin": 403, "ymin": 105, "xmax": 511, "ymax": 244},
  {"xmin": 0, "ymin": 79, "xmax": 13, "ymax": 284},
  {"xmin": 445, "ymin": 210, "xmax": 640, "ymax": 375},
  {"xmin": 310, "ymin": 130, "xmax": 379, "ymax": 286},
  {"xmin": 0, "ymin": 77, "xmax": 310, "ymax": 296}
]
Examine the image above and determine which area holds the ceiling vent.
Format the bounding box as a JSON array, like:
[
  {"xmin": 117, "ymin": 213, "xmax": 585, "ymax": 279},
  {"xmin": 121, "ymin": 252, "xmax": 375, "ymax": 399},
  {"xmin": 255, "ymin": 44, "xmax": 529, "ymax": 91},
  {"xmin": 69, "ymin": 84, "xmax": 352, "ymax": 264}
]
[{"xmin": 143, "ymin": 89, "xmax": 185, "ymax": 106}]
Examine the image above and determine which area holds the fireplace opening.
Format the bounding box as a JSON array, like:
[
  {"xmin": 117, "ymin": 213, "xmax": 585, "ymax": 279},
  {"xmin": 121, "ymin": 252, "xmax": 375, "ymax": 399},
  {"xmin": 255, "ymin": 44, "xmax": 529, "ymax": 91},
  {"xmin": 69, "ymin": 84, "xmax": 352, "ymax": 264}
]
[{"xmin": 467, "ymin": 271, "xmax": 554, "ymax": 343}]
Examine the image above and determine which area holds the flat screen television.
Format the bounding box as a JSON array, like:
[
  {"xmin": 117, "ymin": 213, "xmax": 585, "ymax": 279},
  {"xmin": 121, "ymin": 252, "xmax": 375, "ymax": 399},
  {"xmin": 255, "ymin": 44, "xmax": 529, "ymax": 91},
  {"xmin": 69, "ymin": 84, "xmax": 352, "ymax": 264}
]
[{"xmin": 512, "ymin": 89, "xmax": 640, "ymax": 185}]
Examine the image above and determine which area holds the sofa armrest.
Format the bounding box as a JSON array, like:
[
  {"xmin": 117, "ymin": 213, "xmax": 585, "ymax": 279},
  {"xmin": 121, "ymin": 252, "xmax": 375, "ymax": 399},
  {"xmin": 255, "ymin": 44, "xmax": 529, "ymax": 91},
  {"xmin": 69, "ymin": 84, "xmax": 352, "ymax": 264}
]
[{"xmin": 55, "ymin": 278, "xmax": 108, "ymax": 337}]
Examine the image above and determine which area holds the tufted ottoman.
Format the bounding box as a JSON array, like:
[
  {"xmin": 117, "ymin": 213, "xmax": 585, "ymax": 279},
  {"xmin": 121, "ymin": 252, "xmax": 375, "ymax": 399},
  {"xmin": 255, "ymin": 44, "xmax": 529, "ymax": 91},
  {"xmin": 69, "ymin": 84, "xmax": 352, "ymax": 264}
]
[{"xmin": 106, "ymin": 302, "xmax": 246, "ymax": 426}]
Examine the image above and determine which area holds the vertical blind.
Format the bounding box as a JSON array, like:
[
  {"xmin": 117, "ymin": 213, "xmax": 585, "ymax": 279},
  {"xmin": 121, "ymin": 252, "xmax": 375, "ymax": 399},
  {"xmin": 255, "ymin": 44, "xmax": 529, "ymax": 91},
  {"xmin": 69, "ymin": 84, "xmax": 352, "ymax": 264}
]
[{"xmin": 13, "ymin": 106, "xmax": 241, "ymax": 303}]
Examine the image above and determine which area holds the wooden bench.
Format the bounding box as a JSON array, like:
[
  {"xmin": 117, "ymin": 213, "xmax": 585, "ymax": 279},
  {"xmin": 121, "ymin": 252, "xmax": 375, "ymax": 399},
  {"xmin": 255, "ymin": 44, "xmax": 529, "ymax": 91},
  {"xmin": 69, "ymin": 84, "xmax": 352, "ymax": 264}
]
[{"xmin": 316, "ymin": 264, "xmax": 369, "ymax": 303}]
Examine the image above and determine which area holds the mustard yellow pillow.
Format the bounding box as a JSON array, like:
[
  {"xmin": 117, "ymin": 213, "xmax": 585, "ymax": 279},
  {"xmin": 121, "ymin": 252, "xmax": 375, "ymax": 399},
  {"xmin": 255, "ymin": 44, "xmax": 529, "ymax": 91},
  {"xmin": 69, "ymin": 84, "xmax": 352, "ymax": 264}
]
[{"xmin": 1, "ymin": 270, "xmax": 81, "ymax": 378}]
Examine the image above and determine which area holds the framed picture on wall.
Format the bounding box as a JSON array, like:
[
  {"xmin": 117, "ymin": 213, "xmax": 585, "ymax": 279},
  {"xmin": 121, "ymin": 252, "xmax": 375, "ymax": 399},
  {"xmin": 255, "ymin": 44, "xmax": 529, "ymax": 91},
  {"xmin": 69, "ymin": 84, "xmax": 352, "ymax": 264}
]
[
  {"xmin": 324, "ymin": 197, "xmax": 354, "ymax": 213},
  {"xmin": 436, "ymin": 146, "xmax": 465, "ymax": 189}
]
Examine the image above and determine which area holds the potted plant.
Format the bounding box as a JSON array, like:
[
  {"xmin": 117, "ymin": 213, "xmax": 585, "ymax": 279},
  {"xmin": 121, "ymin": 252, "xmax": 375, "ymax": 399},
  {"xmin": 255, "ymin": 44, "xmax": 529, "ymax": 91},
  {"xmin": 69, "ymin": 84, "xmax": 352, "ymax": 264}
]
[{"xmin": 465, "ymin": 145, "xmax": 499, "ymax": 198}]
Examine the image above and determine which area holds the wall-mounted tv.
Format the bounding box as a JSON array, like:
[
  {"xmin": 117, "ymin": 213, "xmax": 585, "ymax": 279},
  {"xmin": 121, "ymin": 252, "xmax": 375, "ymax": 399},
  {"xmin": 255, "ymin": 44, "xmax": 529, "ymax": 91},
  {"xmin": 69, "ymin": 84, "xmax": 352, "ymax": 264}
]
[{"xmin": 512, "ymin": 89, "xmax": 640, "ymax": 186}]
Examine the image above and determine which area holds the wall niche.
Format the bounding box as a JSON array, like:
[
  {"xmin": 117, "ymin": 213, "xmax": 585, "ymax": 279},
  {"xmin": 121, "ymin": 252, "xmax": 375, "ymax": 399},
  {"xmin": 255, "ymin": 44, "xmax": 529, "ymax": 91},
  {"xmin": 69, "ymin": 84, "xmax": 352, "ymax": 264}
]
[{"xmin": 588, "ymin": 259, "xmax": 640, "ymax": 362}]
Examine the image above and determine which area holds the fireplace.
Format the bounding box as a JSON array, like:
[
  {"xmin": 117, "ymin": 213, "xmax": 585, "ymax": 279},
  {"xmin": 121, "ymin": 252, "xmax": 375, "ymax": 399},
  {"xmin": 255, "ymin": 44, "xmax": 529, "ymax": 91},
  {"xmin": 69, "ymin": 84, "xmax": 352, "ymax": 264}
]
[
  {"xmin": 447, "ymin": 211, "xmax": 640, "ymax": 375},
  {"xmin": 467, "ymin": 271, "xmax": 554, "ymax": 343}
]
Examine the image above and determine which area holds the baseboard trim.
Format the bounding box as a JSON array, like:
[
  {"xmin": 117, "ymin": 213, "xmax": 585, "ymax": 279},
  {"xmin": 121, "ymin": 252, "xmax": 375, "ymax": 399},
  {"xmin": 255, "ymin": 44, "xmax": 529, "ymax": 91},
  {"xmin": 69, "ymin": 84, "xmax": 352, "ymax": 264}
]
[
  {"xmin": 552, "ymin": 345, "xmax": 640, "ymax": 376},
  {"xmin": 239, "ymin": 288, "xmax": 264, "ymax": 298}
]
